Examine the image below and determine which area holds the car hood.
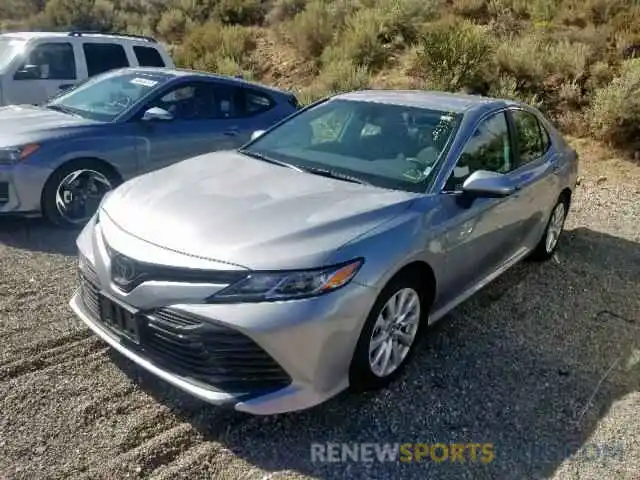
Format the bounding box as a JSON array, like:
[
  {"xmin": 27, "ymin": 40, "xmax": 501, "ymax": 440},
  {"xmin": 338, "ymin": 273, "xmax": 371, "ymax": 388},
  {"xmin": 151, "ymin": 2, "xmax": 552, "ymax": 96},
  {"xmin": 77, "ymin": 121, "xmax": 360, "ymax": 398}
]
[
  {"xmin": 0, "ymin": 104, "xmax": 95, "ymax": 145},
  {"xmin": 102, "ymin": 151, "xmax": 417, "ymax": 270}
]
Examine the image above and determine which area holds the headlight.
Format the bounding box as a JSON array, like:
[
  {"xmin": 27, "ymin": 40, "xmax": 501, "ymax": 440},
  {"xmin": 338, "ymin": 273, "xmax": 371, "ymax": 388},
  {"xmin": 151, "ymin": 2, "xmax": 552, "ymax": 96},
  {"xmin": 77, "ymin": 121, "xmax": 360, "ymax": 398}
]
[
  {"xmin": 208, "ymin": 258, "xmax": 364, "ymax": 303},
  {"xmin": 0, "ymin": 144, "xmax": 40, "ymax": 165}
]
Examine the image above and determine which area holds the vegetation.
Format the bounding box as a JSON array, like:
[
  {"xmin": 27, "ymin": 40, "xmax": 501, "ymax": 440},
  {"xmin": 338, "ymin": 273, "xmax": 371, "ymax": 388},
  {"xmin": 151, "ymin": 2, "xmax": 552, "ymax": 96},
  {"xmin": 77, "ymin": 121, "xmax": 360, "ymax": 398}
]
[{"xmin": 2, "ymin": 0, "xmax": 640, "ymax": 150}]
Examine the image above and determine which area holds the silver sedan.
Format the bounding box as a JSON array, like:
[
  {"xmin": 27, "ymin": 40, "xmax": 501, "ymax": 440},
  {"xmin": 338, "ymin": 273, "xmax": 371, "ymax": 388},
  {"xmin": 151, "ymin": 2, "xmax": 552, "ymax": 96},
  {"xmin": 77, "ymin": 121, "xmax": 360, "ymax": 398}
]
[{"xmin": 69, "ymin": 90, "xmax": 578, "ymax": 415}]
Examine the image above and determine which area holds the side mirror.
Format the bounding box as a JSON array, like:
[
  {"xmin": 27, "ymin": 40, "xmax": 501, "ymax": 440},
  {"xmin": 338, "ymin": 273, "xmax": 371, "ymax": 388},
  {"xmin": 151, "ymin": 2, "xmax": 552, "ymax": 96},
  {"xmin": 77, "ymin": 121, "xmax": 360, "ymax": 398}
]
[
  {"xmin": 250, "ymin": 130, "xmax": 266, "ymax": 141},
  {"xmin": 141, "ymin": 106, "xmax": 173, "ymax": 122},
  {"xmin": 461, "ymin": 170, "xmax": 515, "ymax": 197},
  {"xmin": 14, "ymin": 64, "xmax": 41, "ymax": 80}
]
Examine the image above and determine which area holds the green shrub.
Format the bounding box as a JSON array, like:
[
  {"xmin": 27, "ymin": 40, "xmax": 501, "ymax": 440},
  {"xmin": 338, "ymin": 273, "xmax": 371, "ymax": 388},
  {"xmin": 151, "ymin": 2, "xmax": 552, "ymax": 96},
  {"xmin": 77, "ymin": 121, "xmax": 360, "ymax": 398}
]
[
  {"xmin": 265, "ymin": 0, "xmax": 307, "ymax": 25},
  {"xmin": 588, "ymin": 58, "xmax": 640, "ymax": 146},
  {"xmin": 317, "ymin": 59, "xmax": 372, "ymax": 93},
  {"xmin": 174, "ymin": 22, "xmax": 256, "ymax": 70},
  {"xmin": 283, "ymin": 0, "xmax": 338, "ymax": 60},
  {"xmin": 412, "ymin": 20, "xmax": 495, "ymax": 92},
  {"xmin": 323, "ymin": 8, "xmax": 390, "ymax": 70},
  {"xmin": 212, "ymin": 0, "xmax": 266, "ymax": 25},
  {"xmin": 156, "ymin": 8, "xmax": 189, "ymax": 43}
]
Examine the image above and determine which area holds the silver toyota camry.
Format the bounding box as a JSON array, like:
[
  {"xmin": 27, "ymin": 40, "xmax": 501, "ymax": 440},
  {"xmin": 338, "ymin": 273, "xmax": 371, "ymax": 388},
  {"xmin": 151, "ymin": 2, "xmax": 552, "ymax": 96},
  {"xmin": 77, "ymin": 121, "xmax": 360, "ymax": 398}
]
[{"xmin": 69, "ymin": 90, "xmax": 578, "ymax": 415}]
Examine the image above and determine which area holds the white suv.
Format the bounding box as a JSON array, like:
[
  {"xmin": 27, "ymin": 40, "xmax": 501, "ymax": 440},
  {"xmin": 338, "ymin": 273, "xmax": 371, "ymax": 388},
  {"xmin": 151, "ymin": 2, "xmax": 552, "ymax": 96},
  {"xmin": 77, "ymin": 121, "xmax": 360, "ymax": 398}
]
[{"xmin": 0, "ymin": 30, "xmax": 175, "ymax": 106}]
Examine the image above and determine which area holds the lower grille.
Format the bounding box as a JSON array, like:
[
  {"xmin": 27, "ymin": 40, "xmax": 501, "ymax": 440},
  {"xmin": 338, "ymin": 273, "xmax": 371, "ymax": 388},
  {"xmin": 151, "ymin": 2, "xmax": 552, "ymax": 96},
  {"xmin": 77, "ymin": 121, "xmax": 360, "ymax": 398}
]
[
  {"xmin": 0, "ymin": 182, "xmax": 9, "ymax": 203},
  {"xmin": 78, "ymin": 274, "xmax": 291, "ymax": 394}
]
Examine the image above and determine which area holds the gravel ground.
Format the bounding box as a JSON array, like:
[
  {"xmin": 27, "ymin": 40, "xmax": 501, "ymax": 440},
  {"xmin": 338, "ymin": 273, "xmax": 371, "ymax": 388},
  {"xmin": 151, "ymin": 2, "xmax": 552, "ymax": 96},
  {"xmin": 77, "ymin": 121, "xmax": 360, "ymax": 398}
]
[{"xmin": 0, "ymin": 141, "xmax": 638, "ymax": 480}]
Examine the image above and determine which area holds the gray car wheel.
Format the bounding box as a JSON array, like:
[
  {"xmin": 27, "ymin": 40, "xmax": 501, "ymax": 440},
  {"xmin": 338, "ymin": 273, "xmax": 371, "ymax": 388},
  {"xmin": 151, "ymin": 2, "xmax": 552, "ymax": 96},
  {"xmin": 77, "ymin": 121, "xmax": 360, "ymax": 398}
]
[
  {"xmin": 529, "ymin": 194, "xmax": 569, "ymax": 261},
  {"xmin": 42, "ymin": 159, "xmax": 119, "ymax": 228},
  {"xmin": 349, "ymin": 273, "xmax": 427, "ymax": 391}
]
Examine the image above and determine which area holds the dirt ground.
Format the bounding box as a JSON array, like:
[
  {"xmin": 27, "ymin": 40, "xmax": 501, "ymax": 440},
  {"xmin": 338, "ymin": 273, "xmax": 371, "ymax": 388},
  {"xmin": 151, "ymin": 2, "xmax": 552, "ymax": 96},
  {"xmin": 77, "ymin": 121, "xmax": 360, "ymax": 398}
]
[{"xmin": 0, "ymin": 139, "xmax": 638, "ymax": 480}]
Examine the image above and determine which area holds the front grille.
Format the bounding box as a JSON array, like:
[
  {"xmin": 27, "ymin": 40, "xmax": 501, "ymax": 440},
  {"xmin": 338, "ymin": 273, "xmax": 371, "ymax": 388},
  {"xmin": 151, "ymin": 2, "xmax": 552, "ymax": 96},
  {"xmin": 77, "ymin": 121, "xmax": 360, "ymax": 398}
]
[
  {"xmin": 0, "ymin": 182, "xmax": 9, "ymax": 203},
  {"xmin": 78, "ymin": 274, "xmax": 291, "ymax": 394},
  {"xmin": 144, "ymin": 308, "xmax": 291, "ymax": 392}
]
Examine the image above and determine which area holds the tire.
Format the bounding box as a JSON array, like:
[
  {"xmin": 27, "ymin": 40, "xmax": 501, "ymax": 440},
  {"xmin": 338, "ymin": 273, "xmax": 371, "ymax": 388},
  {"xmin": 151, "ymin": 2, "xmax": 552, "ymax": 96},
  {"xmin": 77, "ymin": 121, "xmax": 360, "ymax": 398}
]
[
  {"xmin": 41, "ymin": 159, "xmax": 119, "ymax": 228},
  {"xmin": 349, "ymin": 274, "xmax": 428, "ymax": 392},
  {"xmin": 528, "ymin": 195, "xmax": 569, "ymax": 262}
]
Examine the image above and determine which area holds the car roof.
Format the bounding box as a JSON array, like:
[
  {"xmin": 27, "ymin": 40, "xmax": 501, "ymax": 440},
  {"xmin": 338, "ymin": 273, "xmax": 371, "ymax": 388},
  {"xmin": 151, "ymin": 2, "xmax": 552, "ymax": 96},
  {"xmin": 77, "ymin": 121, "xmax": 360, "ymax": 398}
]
[
  {"xmin": 0, "ymin": 31, "xmax": 158, "ymax": 45},
  {"xmin": 333, "ymin": 90, "xmax": 519, "ymax": 114},
  {"xmin": 122, "ymin": 67, "xmax": 293, "ymax": 96}
]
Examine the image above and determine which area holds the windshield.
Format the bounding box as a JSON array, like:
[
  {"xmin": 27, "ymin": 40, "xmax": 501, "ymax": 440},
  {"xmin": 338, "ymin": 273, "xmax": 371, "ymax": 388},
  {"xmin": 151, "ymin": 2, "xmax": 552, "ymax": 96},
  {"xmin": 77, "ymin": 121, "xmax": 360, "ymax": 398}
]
[
  {"xmin": 0, "ymin": 38, "xmax": 26, "ymax": 71},
  {"xmin": 242, "ymin": 98, "xmax": 461, "ymax": 193},
  {"xmin": 47, "ymin": 70, "xmax": 173, "ymax": 122}
]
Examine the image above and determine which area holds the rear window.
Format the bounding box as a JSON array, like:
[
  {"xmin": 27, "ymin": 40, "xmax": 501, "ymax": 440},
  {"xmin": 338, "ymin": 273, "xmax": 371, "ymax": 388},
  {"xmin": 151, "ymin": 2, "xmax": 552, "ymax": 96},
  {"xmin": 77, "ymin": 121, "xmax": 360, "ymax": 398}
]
[
  {"xmin": 243, "ymin": 88, "xmax": 274, "ymax": 115},
  {"xmin": 83, "ymin": 43, "xmax": 129, "ymax": 76},
  {"xmin": 133, "ymin": 46, "xmax": 165, "ymax": 67}
]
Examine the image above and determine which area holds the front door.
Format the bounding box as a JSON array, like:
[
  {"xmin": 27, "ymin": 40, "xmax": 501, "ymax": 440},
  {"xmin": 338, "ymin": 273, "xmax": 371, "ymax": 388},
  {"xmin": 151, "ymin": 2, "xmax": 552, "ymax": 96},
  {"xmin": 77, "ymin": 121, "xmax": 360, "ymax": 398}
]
[
  {"xmin": 431, "ymin": 110, "xmax": 528, "ymax": 310},
  {"xmin": 4, "ymin": 41, "xmax": 79, "ymax": 105},
  {"xmin": 133, "ymin": 80, "xmax": 248, "ymax": 174}
]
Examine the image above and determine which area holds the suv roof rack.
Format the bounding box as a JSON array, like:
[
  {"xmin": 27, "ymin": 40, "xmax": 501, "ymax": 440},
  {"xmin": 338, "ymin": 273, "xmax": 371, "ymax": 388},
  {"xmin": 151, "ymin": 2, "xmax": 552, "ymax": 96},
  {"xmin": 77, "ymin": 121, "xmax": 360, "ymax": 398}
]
[{"xmin": 67, "ymin": 30, "xmax": 157, "ymax": 43}]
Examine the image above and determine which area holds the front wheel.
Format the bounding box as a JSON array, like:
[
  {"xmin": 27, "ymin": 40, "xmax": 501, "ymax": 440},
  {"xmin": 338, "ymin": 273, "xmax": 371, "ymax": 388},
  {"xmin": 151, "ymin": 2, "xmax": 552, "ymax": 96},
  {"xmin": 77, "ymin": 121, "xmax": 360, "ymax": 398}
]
[
  {"xmin": 349, "ymin": 275, "xmax": 427, "ymax": 391},
  {"xmin": 42, "ymin": 160, "xmax": 117, "ymax": 228}
]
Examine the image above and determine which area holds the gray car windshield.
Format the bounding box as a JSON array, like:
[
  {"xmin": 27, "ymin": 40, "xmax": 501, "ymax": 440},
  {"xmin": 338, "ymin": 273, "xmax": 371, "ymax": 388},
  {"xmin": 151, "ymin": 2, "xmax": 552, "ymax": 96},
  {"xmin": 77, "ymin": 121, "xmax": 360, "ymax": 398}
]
[
  {"xmin": 243, "ymin": 98, "xmax": 461, "ymax": 193},
  {"xmin": 0, "ymin": 38, "xmax": 25, "ymax": 71},
  {"xmin": 47, "ymin": 70, "xmax": 173, "ymax": 122}
]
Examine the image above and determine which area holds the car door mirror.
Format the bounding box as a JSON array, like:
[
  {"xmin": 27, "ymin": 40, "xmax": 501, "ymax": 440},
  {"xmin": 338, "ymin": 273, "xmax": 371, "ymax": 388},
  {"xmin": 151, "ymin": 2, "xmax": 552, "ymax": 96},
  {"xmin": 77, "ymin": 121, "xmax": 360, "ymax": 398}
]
[
  {"xmin": 141, "ymin": 106, "xmax": 174, "ymax": 122},
  {"xmin": 250, "ymin": 130, "xmax": 266, "ymax": 141},
  {"xmin": 461, "ymin": 170, "xmax": 515, "ymax": 197},
  {"xmin": 14, "ymin": 64, "xmax": 41, "ymax": 80}
]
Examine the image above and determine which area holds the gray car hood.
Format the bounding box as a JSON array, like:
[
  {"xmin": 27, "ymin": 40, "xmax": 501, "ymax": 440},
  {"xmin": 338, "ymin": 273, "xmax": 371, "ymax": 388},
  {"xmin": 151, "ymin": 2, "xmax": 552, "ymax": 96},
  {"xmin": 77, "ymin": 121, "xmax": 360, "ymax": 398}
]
[
  {"xmin": 102, "ymin": 151, "xmax": 417, "ymax": 270},
  {"xmin": 0, "ymin": 104, "xmax": 95, "ymax": 145}
]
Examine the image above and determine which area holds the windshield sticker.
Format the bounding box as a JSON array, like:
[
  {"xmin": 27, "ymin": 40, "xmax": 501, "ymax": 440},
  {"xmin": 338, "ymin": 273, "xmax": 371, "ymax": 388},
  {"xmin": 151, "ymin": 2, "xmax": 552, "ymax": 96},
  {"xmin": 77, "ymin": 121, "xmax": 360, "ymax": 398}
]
[{"xmin": 130, "ymin": 77, "xmax": 158, "ymax": 87}]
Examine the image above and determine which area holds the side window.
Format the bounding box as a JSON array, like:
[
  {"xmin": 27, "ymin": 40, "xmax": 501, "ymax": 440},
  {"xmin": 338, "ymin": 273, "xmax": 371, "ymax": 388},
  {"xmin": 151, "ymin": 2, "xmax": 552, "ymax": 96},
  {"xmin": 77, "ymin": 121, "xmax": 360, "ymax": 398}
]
[
  {"xmin": 83, "ymin": 43, "xmax": 129, "ymax": 77},
  {"xmin": 242, "ymin": 89, "xmax": 274, "ymax": 116},
  {"xmin": 16, "ymin": 42, "xmax": 76, "ymax": 80},
  {"xmin": 133, "ymin": 46, "xmax": 165, "ymax": 67},
  {"xmin": 511, "ymin": 110, "xmax": 547, "ymax": 166},
  {"xmin": 144, "ymin": 82, "xmax": 241, "ymax": 120},
  {"xmin": 445, "ymin": 112, "xmax": 512, "ymax": 191}
]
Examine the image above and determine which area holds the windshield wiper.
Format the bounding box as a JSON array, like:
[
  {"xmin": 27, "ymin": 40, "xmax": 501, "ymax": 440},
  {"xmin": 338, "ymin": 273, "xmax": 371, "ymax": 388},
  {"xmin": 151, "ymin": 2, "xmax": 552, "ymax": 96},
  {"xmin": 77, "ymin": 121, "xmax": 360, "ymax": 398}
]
[
  {"xmin": 239, "ymin": 149, "xmax": 303, "ymax": 172},
  {"xmin": 45, "ymin": 104, "xmax": 80, "ymax": 116},
  {"xmin": 303, "ymin": 167, "xmax": 369, "ymax": 185}
]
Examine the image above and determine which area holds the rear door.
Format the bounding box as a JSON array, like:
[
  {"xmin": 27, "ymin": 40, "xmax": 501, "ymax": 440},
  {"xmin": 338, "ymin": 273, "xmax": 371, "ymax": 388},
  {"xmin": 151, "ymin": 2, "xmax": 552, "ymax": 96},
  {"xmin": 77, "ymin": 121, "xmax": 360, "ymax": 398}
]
[
  {"xmin": 505, "ymin": 108, "xmax": 560, "ymax": 248},
  {"xmin": 4, "ymin": 41, "xmax": 79, "ymax": 104}
]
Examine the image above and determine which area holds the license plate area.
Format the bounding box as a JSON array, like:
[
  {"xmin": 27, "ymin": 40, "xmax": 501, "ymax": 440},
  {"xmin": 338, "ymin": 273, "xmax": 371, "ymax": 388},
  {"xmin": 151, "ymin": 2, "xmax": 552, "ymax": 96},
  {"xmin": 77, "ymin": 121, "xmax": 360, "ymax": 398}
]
[{"xmin": 99, "ymin": 294, "xmax": 141, "ymax": 344}]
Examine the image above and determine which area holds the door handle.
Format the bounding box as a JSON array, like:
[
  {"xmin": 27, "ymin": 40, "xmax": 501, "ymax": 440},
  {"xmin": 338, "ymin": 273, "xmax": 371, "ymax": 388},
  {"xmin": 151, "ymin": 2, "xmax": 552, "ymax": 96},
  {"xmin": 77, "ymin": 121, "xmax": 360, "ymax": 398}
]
[
  {"xmin": 223, "ymin": 129, "xmax": 239, "ymax": 136},
  {"xmin": 58, "ymin": 84, "xmax": 74, "ymax": 90}
]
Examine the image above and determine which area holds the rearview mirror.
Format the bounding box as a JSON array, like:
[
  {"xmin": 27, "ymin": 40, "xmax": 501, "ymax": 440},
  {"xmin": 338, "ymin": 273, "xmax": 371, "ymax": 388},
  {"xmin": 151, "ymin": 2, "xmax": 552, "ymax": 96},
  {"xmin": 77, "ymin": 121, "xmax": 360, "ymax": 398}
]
[
  {"xmin": 250, "ymin": 130, "xmax": 266, "ymax": 141},
  {"xmin": 141, "ymin": 106, "xmax": 173, "ymax": 122},
  {"xmin": 461, "ymin": 170, "xmax": 515, "ymax": 197},
  {"xmin": 14, "ymin": 64, "xmax": 41, "ymax": 80}
]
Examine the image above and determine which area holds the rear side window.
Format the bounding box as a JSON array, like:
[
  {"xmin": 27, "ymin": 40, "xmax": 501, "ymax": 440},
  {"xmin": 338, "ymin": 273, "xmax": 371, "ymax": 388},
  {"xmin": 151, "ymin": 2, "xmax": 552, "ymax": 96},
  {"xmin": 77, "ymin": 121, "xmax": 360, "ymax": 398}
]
[
  {"xmin": 511, "ymin": 110, "xmax": 550, "ymax": 166},
  {"xmin": 243, "ymin": 89, "xmax": 274, "ymax": 115},
  {"xmin": 83, "ymin": 43, "xmax": 129, "ymax": 76},
  {"xmin": 133, "ymin": 46, "xmax": 165, "ymax": 67}
]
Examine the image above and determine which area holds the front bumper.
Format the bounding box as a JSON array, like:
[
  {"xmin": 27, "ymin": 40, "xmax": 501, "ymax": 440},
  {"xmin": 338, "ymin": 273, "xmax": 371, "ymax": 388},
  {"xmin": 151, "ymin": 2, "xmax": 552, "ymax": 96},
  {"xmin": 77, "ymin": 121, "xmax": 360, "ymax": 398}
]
[
  {"xmin": 69, "ymin": 216, "xmax": 377, "ymax": 415},
  {"xmin": 0, "ymin": 163, "xmax": 51, "ymax": 215}
]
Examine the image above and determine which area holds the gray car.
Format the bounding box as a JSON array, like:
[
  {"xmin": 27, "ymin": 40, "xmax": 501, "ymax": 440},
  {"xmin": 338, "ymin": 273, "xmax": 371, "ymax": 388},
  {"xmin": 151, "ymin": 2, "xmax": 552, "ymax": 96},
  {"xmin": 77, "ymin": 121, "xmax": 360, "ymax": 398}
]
[
  {"xmin": 69, "ymin": 90, "xmax": 578, "ymax": 415},
  {"xmin": 0, "ymin": 67, "xmax": 299, "ymax": 226}
]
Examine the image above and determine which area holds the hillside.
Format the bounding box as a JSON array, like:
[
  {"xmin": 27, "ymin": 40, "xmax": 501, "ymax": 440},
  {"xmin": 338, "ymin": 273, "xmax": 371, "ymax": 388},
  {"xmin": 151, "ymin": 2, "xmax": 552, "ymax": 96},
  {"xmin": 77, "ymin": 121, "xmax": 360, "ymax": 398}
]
[{"xmin": 2, "ymin": 0, "xmax": 640, "ymax": 151}]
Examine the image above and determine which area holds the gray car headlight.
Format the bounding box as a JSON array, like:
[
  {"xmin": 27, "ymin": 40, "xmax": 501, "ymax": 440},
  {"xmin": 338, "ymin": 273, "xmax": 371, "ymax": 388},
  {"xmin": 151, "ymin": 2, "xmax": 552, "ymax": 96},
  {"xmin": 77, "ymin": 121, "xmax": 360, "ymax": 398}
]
[
  {"xmin": 0, "ymin": 144, "xmax": 40, "ymax": 165},
  {"xmin": 208, "ymin": 258, "xmax": 364, "ymax": 303}
]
